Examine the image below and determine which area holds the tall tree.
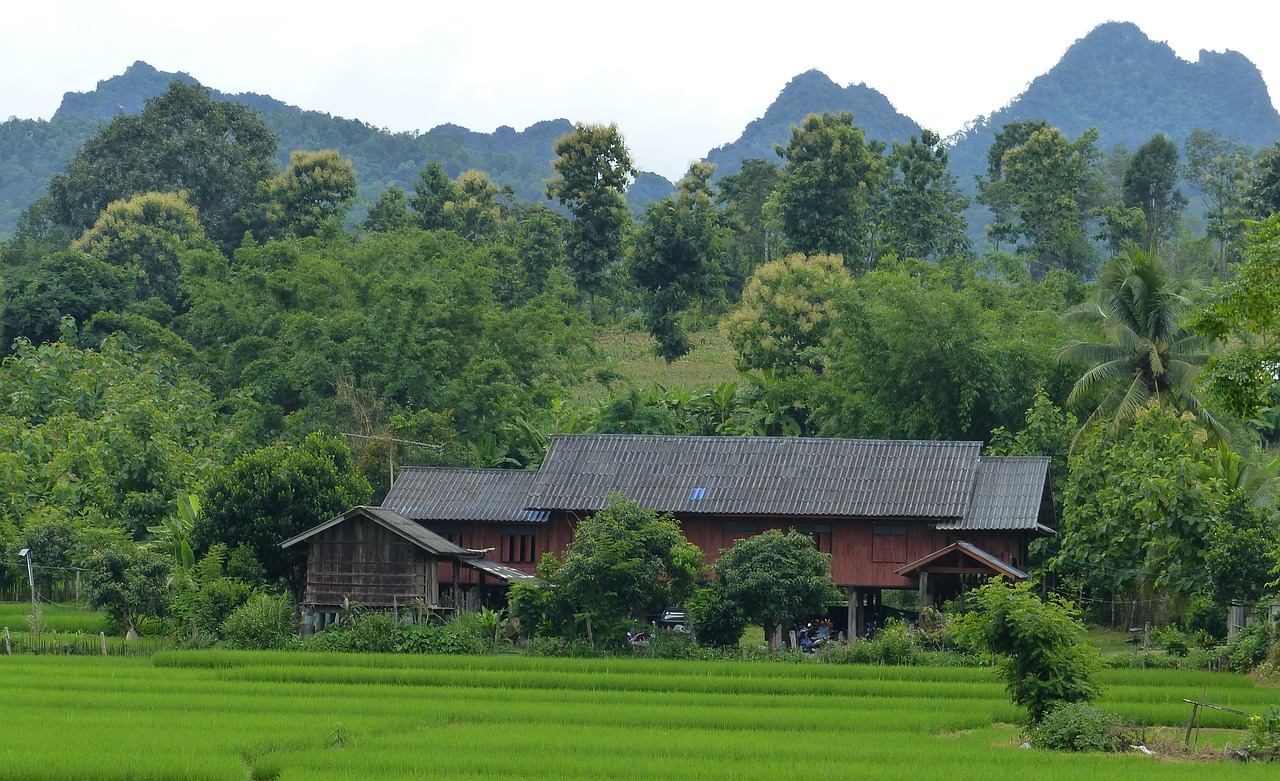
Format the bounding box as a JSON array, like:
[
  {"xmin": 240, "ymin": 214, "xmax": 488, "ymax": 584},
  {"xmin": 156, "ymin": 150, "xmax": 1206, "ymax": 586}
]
[
  {"xmin": 977, "ymin": 121, "xmax": 1102, "ymax": 279},
  {"xmin": 711, "ymin": 528, "xmax": 840, "ymax": 651},
  {"xmin": 774, "ymin": 112, "xmax": 886, "ymax": 271},
  {"xmin": 716, "ymin": 158, "xmax": 780, "ymax": 290},
  {"xmin": 46, "ymin": 81, "xmax": 277, "ymax": 248},
  {"xmin": 243, "ymin": 149, "xmax": 358, "ymax": 241},
  {"xmin": 878, "ymin": 130, "xmax": 971, "ymax": 262},
  {"xmin": 1193, "ymin": 214, "xmax": 1280, "ymax": 422},
  {"xmin": 71, "ymin": 190, "xmax": 207, "ymax": 315},
  {"xmin": 546, "ymin": 123, "xmax": 637, "ymax": 310},
  {"xmin": 1244, "ymin": 141, "xmax": 1280, "ymax": 220},
  {"xmin": 1121, "ymin": 133, "xmax": 1185, "ymax": 250},
  {"xmin": 1058, "ymin": 243, "xmax": 1220, "ymax": 438},
  {"xmin": 630, "ymin": 162, "xmax": 724, "ymax": 364},
  {"xmin": 1183, "ymin": 130, "xmax": 1254, "ymax": 281}
]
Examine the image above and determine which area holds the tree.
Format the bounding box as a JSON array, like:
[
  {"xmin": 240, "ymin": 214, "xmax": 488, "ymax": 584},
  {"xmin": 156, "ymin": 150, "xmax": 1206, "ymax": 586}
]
[
  {"xmin": 47, "ymin": 80, "xmax": 277, "ymax": 248},
  {"xmin": 1, "ymin": 251, "xmax": 133, "ymax": 349},
  {"xmin": 1184, "ymin": 130, "xmax": 1254, "ymax": 281},
  {"xmin": 364, "ymin": 184, "xmax": 413, "ymax": 233},
  {"xmin": 409, "ymin": 162, "xmax": 464, "ymax": 231},
  {"xmin": 977, "ymin": 121, "xmax": 1102, "ymax": 279},
  {"xmin": 1055, "ymin": 405, "xmax": 1226, "ymax": 623},
  {"xmin": 815, "ymin": 264, "xmax": 1058, "ymax": 442},
  {"xmin": 968, "ymin": 579, "xmax": 1101, "ymax": 722},
  {"xmin": 193, "ymin": 432, "xmax": 371, "ymax": 594},
  {"xmin": 0, "ymin": 326, "xmax": 238, "ymax": 540},
  {"xmin": 546, "ymin": 123, "xmax": 637, "ymax": 308},
  {"xmin": 1194, "ymin": 214, "xmax": 1280, "ymax": 422},
  {"xmin": 1121, "ymin": 133, "xmax": 1186, "ymax": 249},
  {"xmin": 716, "ymin": 158, "xmax": 780, "ymax": 290},
  {"xmin": 78, "ymin": 535, "xmax": 171, "ymax": 638},
  {"xmin": 878, "ymin": 130, "xmax": 971, "ymax": 263},
  {"xmin": 510, "ymin": 494, "xmax": 702, "ymax": 649},
  {"xmin": 720, "ymin": 252, "xmax": 850, "ymax": 377},
  {"xmin": 774, "ymin": 112, "xmax": 886, "ymax": 271},
  {"xmin": 243, "ymin": 149, "xmax": 358, "ymax": 241},
  {"xmin": 1058, "ymin": 243, "xmax": 1220, "ymax": 438},
  {"xmin": 712, "ymin": 528, "xmax": 840, "ymax": 650},
  {"xmin": 630, "ymin": 162, "xmax": 724, "ymax": 363},
  {"xmin": 71, "ymin": 190, "xmax": 207, "ymax": 314},
  {"xmin": 1245, "ymin": 141, "xmax": 1280, "ymax": 219}
]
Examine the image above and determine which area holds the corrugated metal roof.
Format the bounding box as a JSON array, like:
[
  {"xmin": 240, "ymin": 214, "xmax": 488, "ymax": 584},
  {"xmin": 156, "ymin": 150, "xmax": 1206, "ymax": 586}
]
[
  {"xmin": 281, "ymin": 506, "xmax": 473, "ymax": 556},
  {"xmin": 383, "ymin": 468, "xmax": 548, "ymax": 523},
  {"xmin": 938, "ymin": 457, "xmax": 1052, "ymax": 532},
  {"xmin": 527, "ymin": 434, "xmax": 983, "ymax": 518},
  {"xmin": 896, "ymin": 540, "xmax": 1030, "ymax": 580}
]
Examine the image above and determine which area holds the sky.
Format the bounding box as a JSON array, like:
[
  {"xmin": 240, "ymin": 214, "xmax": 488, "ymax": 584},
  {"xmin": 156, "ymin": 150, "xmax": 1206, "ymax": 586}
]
[{"xmin": 3, "ymin": 1, "xmax": 1278, "ymax": 181}]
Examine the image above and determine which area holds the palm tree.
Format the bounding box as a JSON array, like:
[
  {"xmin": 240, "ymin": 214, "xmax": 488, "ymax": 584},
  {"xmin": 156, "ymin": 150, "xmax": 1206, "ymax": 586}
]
[{"xmin": 1058, "ymin": 243, "xmax": 1223, "ymax": 439}]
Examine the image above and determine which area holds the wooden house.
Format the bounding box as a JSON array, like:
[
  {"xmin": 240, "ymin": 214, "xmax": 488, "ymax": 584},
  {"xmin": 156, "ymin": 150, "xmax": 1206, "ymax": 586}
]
[
  {"xmin": 281, "ymin": 505, "xmax": 538, "ymax": 632},
  {"xmin": 379, "ymin": 434, "xmax": 1055, "ymax": 635}
]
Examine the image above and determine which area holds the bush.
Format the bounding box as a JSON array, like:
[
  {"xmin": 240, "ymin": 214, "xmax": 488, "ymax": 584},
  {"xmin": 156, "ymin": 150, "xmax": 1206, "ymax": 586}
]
[
  {"xmin": 688, "ymin": 585, "xmax": 747, "ymax": 648},
  {"xmin": 1225, "ymin": 624, "xmax": 1271, "ymax": 672},
  {"xmin": 635, "ymin": 628, "xmax": 705, "ymax": 660},
  {"xmin": 220, "ymin": 593, "xmax": 297, "ymax": 650},
  {"xmin": 1030, "ymin": 702, "xmax": 1130, "ymax": 752},
  {"xmin": 525, "ymin": 635, "xmax": 601, "ymax": 658},
  {"xmin": 1244, "ymin": 706, "xmax": 1280, "ymax": 761},
  {"xmin": 303, "ymin": 610, "xmax": 401, "ymax": 653},
  {"xmin": 1155, "ymin": 626, "xmax": 1190, "ymax": 657},
  {"xmin": 394, "ymin": 624, "xmax": 489, "ymax": 655}
]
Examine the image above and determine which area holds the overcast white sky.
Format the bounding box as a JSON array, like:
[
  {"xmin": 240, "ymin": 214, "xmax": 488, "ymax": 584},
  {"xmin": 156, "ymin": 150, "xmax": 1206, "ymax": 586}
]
[{"xmin": 4, "ymin": 1, "xmax": 1277, "ymax": 180}]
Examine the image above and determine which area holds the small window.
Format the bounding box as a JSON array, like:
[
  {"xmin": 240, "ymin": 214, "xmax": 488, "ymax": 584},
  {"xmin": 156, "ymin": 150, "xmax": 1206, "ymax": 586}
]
[
  {"xmin": 872, "ymin": 524, "xmax": 907, "ymax": 563},
  {"xmin": 794, "ymin": 523, "xmax": 832, "ymax": 554},
  {"xmin": 501, "ymin": 526, "xmax": 537, "ymax": 564}
]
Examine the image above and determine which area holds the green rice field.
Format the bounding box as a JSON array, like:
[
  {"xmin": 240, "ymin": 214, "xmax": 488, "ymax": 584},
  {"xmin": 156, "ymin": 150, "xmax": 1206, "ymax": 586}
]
[{"xmin": 0, "ymin": 651, "xmax": 1275, "ymax": 780}]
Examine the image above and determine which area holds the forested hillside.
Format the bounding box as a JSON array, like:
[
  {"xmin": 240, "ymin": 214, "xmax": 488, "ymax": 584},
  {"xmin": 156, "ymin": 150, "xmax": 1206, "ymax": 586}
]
[{"xmin": 947, "ymin": 22, "xmax": 1280, "ymax": 188}]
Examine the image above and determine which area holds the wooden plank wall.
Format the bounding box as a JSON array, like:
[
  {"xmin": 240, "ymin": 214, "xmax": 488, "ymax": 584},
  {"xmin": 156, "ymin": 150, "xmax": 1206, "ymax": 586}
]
[{"xmin": 303, "ymin": 517, "xmax": 437, "ymax": 609}]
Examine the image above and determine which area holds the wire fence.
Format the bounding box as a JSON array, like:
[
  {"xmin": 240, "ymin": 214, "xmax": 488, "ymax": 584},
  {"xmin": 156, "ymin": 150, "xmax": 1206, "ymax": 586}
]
[{"xmin": 1, "ymin": 628, "xmax": 168, "ymax": 657}]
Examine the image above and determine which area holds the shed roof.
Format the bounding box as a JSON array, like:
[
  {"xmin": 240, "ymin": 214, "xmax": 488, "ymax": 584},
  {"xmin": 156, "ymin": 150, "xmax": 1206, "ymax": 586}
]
[
  {"xmin": 281, "ymin": 505, "xmax": 475, "ymax": 555},
  {"xmin": 384, "ymin": 467, "xmax": 549, "ymax": 523},
  {"xmin": 895, "ymin": 541, "xmax": 1030, "ymax": 581},
  {"xmin": 527, "ymin": 434, "xmax": 983, "ymax": 518},
  {"xmin": 938, "ymin": 457, "xmax": 1056, "ymax": 534}
]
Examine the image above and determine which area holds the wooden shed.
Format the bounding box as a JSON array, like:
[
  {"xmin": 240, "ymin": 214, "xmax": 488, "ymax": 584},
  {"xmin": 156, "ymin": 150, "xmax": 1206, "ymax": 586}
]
[{"xmin": 281, "ymin": 505, "xmax": 537, "ymax": 632}]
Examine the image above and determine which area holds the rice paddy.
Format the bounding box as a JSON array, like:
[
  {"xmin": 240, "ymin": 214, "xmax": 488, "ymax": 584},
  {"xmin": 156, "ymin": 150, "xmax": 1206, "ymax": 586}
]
[{"xmin": 0, "ymin": 651, "xmax": 1275, "ymax": 780}]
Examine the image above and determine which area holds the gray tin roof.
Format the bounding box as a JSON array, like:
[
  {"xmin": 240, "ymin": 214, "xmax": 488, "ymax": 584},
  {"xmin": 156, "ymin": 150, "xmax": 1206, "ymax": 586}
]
[
  {"xmin": 383, "ymin": 467, "xmax": 549, "ymax": 523},
  {"xmin": 937, "ymin": 456, "xmax": 1054, "ymax": 533},
  {"xmin": 281, "ymin": 505, "xmax": 474, "ymax": 555},
  {"xmin": 527, "ymin": 434, "xmax": 983, "ymax": 518}
]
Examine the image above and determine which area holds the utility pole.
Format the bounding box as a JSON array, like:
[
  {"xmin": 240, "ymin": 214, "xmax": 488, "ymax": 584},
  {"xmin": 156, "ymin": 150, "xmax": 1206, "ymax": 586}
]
[{"xmin": 18, "ymin": 548, "xmax": 38, "ymax": 640}]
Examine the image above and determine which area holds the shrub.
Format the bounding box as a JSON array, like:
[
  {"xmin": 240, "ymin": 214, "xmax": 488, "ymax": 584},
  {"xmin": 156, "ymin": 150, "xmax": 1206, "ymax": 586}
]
[
  {"xmin": 1030, "ymin": 702, "xmax": 1130, "ymax": 752},
  {"xmin": 688, "ymin": 585, "xmax": 747, "ymax": 648},
  {"xmin": 636, "ymin": 628, "xmax": 705, "ymax": 660},
  {"xmin": 969, "ymin": 579, "xmax": 1101, "ymax": 722},
  {"xmin": 220, "ymin": 593, "xmax": 297, "ymax": 650},
  {"xmin": 1244, "ymin": 706, "xmax": 1280, "ymax": 761},
  {"xmin": 394, "ymin": 624, "xmax": 489, "ymax": 655},
  {"xmin": 1155, "ymin": 626, "xmax": 1190, "ymax": 657},
  {"xmin": 525, "ymin": 635, "xmax": 601, "ymax": 657},
  {"xmin": 1225, "ymin": 624, "xmax": 1272, "ymax": 672}
]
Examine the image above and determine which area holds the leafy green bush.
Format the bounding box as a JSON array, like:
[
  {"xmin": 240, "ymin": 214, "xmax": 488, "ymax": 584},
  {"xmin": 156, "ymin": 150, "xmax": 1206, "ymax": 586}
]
[
  {"xmin": 1030, "ymin": 702, "xmax": 1130, "ymax": 752},
  {"xmin": 394, "ymin": 624, "xmax": 489, "ymax": 655},
  {"xmin": 525, "ymin": 635, "xmax": 601, "ymax": 657},
  {"xmin": 1155, "ymin": 626, "xmax": 1190, "ymax": 657},
  {"xmin": 1244, "ymin": 706, "xmax": 1280, "ymax": 761},
  {"xmin": 220, "ymin": 593, "xmax": 297, "ymax": 650},
  {"xmin": 688, "ymin": 585, "xmax": 747, "ymax": 648},
  {"xmin": 635, "ymin": 628, "xmax": 706, "ymax": 660},
  {"xmin": 968, "ymin": 579, "xmax": 1101, "ymax": 722},
  {"xmin": 1226, "ymin": 624, "xmax": 1272, "ymax": 672}
]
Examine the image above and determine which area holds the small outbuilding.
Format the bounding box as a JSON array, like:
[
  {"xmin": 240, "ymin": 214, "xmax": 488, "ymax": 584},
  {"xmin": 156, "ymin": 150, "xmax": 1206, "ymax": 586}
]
[{"xmin": 281, "ymin": 505, "xmax": 538, "ymax": 632}]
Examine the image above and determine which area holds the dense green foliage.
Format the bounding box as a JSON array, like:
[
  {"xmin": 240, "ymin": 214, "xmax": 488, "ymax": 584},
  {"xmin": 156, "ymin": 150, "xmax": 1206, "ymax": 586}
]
[
  {"xmin": 969, "ymin": 579, "xmax": 1102, "ymax": 722},
  {"xmin": 511, "ymin": 495, "xmax": 702, "ymax": 650}
]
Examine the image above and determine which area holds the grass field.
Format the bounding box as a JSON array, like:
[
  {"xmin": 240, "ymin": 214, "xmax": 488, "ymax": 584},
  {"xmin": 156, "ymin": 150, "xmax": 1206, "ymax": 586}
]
[
  {"xmin": 0, "ymin": 651, "xmax": 1274, "ymax": 780},
  {"xmin": 574, "ymin": 325, "xmax": 742, "ymax": 403}
]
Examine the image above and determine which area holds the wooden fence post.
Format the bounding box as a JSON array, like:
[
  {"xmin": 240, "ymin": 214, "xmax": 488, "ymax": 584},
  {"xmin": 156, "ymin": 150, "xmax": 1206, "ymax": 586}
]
[
  {"xmin": 100, "ymin": 632, "xmax": 108, "ymax": 656},
  {"xmin": 3, "ymin": 626, "xmax": 10, "ymax": 655}
]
